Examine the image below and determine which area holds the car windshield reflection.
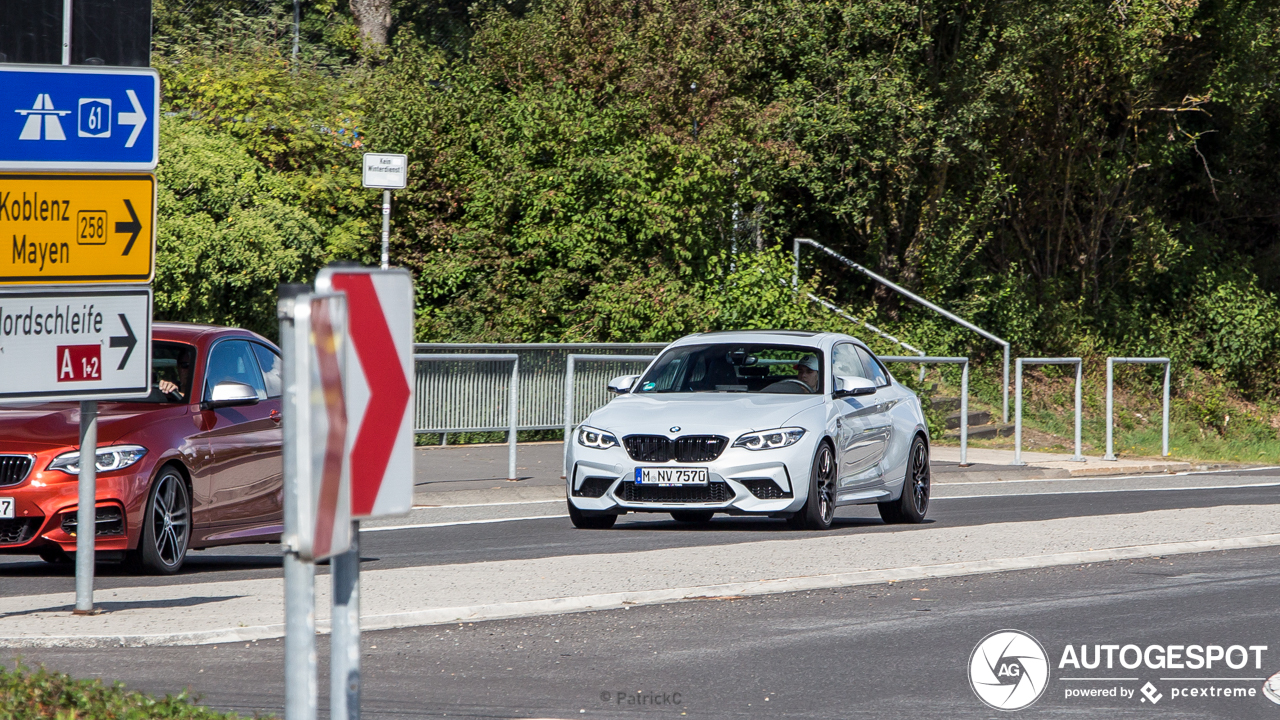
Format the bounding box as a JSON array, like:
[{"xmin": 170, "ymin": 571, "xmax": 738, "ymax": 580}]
[{"xmin": 634, "ymin": 344, "xmax": 825, "ymax": 395}]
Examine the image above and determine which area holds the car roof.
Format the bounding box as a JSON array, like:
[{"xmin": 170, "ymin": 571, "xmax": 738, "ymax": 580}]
[
  {"xmin": 670, "ymin": 329, "xmax": 851, "ymax": 348},
  {"xmin": 152, "ymin": 321, "xmax": 273, "ymax": 348}
]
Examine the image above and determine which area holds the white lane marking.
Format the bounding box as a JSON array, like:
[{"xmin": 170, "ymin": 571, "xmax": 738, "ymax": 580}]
[
  {"xmin": 361, "ymin": 515, "xmax": 570, "ymax": 532},
  {"xmin": 936, "ymin": 481, "xmax": 1280, "ymax": 500},
  {"xmin": 412, "ymin": 498, "xmax": 563, "ymax": 509},
  {"xmin": 940, "ymin": 465, "xmax": 1280, "ymax": 485}
]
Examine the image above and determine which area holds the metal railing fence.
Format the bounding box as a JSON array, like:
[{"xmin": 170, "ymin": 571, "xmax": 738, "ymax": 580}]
[
  {"xmin": 562, "ymin": 354, "xmax": 659, "ymax": 475},
  {"xmin": 1104, "ymin": 357, "xmax": 1171, "ymax": 460},
  {"xmin": 880, "ymin": 356, "xmax": 970, "ymax": 466},
  {"xmin": 413, "ymin": 343, "xmax": 667, "ymax": 434},
  {"xmin": 794, "ymin": 237, "xmax": 1012, "ymax": 424},
  {"xmin": 414, "ymin": 353, "xmax": 519, "ymax": 479},
  {"xmin": 1013, "ymin": 358, "xmax": 1084, "ymax": 465}
]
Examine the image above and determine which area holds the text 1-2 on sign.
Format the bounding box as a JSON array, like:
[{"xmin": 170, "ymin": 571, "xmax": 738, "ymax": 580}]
[{"xmin": 0, "ymin": 173, "xmax": 154, "ymax": 284}]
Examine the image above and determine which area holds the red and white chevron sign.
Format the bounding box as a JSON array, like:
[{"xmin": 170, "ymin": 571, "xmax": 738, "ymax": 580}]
[{"xmin": 316, "ymin": 267, "xmax": 414, "ymax": 518}]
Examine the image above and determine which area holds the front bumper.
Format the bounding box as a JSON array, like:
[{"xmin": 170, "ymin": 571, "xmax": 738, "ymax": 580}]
[
  {"xmin": 568, "ymin": 444, "xmax": 811, "ymax": 515},
  {"xmin": 0, "ymin": 464, "xmax": 150, "ymax": 555}
]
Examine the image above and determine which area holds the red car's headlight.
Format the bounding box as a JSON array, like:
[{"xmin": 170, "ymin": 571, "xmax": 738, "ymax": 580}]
[{"xmin": 47, "ymin": 445, "xmax": 148, "ymax": 475}]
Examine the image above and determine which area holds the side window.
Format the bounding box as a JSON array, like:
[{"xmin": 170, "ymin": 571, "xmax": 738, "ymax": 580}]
[
  {"xmin": 832, "ymin": 344, "xmax": 868, "ymax": 379},
  {"xmin": 855, "ymin": 347, "xmax": 890, "ymax": 387},
  {"xmin": 203, "ymin": 340, "xmax": 268, "ymax": 401},
  {"xmin": 251, "ymin": 343, "xmax": 282, "ymax": 398}
]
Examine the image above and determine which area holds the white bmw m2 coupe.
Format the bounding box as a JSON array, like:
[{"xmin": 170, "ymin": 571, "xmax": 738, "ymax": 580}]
[{"xmin": 566, "ymin": 330, "xmax": 931, "ymax": 530}]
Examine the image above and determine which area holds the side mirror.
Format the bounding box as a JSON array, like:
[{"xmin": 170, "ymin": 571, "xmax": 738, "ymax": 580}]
[
  {"xmin": 607, "ymin": 374, "xmax": 640, "ymax": 395},
  {"xmin": 832, "ymin": 375, "xmax": 877, "ymax": 399},
  {"xmin": 203, "ymin": 381, "xmax": 260, "ymax": 410}
]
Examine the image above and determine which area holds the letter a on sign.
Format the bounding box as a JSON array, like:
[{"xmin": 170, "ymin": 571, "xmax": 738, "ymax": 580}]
[{"xmin": 316, "ymin": 267, "xmax": 414, "ymax": 518}]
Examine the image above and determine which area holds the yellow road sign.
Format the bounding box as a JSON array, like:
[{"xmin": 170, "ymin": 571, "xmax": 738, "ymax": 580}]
[{"xmin": 0, "ymin": 173, "xmax": 154, "ymax": 284}]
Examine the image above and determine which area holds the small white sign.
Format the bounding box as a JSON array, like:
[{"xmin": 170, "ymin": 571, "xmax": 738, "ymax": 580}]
[
  {"xmin": 362, "ymin": 153, "xmax": 407, "ymax": 189},
  {"xmin": 0, "ymin": 287, "xmax": 151, "ymax": 402}
]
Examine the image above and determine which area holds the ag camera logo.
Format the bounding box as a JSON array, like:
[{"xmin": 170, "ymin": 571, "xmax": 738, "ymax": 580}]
[{"xmin": 969, "ymin": 630, "xmax": 1050, "ymax": 711}]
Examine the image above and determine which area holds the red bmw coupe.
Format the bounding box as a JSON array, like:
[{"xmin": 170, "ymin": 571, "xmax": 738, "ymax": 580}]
[{"xmin": 0, "ymin": 322, "xmax": 284, "ymax": 573}]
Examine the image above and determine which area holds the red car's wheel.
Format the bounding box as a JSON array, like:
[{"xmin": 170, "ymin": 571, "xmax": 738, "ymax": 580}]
[{"xmin": 132, "ymin": 467, "xmax": 191, "ymax": 574}]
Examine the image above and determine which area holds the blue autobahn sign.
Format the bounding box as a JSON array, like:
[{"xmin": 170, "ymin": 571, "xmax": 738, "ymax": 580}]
[{"xmin": 0, "ymin": 65, "xmax": 159, "ymax": 171}]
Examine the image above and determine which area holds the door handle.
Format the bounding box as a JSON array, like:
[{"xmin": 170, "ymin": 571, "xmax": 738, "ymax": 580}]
[{"xmin": 269, "ymin": 410, "xmax": 282, "ymax": 423}]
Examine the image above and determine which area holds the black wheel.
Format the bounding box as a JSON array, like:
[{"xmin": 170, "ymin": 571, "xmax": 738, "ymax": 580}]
[
  {"xmin": 38, "ymin": 546, "xmax": 70, "ymax": 564},
  {"xmin": 790, "ymin": 443, "xmax": 836, "ymax": 530},
  {"xmin": 670, "ymin": 511, "xmax": 714, "ymax": 523},
  {"xmin": 568, "ymin": 500, "xmax": 617, "ymax": 529},
  {"xmin": 133, "ymin": 467, "xmax": 191, "ymax": 574},
  {"xmin": 879, "ymin": 435, "xmax": 930, "ymax": 524}
]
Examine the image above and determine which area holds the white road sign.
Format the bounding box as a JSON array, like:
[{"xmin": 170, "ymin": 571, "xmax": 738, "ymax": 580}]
[
  {"xmin": 0, "ymin": 286, "xmax": 151, "ymax": 402},
  {"xmin": 362, "ymin": 153, "xmax": 407, "ymax": 189},
  {"xmin": 285, "ymin": 291, "xmax": 353, "ymax": 562}
]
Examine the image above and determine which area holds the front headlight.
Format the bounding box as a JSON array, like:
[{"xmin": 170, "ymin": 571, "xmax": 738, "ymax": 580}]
[
  {"xmin": 47, "ymin": 445, "xmax": 148, "ymax": 475},
  {"xmin": 577, "ymin": 425, "xmax": 620, "ymax": 450},
  {"xmin": 732, "ymin": 427, "xmax": 806, "ymax": 451}
]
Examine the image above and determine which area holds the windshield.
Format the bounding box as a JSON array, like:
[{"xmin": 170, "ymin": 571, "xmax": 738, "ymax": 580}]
[
  {"xmin": 634, "ymin": 344, "xmax": 824, "ymax": 394},
  {"xmin": 136, "ymin": 341, "xmax": 197, "ymax": 403}
]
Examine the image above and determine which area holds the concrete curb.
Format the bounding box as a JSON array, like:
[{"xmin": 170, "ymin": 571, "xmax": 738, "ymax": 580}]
[{"xmin": 6, "ymin": 533, "xmax": 1278, "ymax": 648}]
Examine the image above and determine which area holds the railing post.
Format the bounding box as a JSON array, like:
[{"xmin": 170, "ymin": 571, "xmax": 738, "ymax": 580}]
[
  {"xmin": 1104, "ymin": 358, "xmax": 1116, "ymax": 461},
  {"xmin": 1162, "ymin": 361, "xmax": 1171, "ymax": 457},
  {"xmin": 1070, "ymin": 359, "xmax": 1084, "ymax": 462},
  {"xmin": 1002, "ymin": 344, "xmax": 1010, "ymax": 424},
  {"xmin": 959, "ymin": 360, "xmax": 969, "ymax": 466},
  {"xmin": 508, "ymin": 357, "xmax": 519, "ymax": 481},
  {"xmin": 563, "ymin": 355, "xmax": 576, "ymax": 478},
  {"xmin": 1012, "ymin": 358, "xmax": 1024, "ymax": 465}
]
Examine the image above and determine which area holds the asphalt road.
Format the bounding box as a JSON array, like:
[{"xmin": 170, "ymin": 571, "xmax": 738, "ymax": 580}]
[
  {"xmin": 10, "ymin": 545, "xmax": 1280, "ymax": 719},
  {"xmin": 2, "ymin": 472, "xmax": 1278, "ymax": 598}
]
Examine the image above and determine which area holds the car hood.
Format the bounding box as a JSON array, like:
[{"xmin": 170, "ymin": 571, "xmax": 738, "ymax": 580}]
[
  {"xmin": 0, "ymin": 402, "xmax": 168, "ymax": 452},
  {"xmin": 586, "ymin": 393, "xmax": 826, "ymax": 436}
]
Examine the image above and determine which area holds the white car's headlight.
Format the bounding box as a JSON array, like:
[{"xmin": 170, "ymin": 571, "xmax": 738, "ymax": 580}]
[
  {"xmin": 732, "ymin": 428, "xmax": 806, "ymax": 451},
  {"xmin": 577, "ymin": 426, "xmax": 620, "ymax": 450},
  {"xmin": 48, "ymin": 445, "xmax": 148, "ymax": 475}
]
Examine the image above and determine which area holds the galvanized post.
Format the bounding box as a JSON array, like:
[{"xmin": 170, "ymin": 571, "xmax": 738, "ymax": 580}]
[
  {"xmin": 508, "ymin": 357, "xmax": 519, "ymax": 480},
  {"xmin": 1104, "ymin": 358, "xmax": 1116, "ymax": 461},
  {"xmin": 280, "ymin": 286, "xmax": 317, "ymax": 720},
  {"xmin": 959, "ymin": 360, "xmax": 969, "ymax": 467},
  {"xmin": 1001, "ymin": 345, "xmax": 1010, "ymax": 424},
  {"xmin": 73, "ymin": 401, "xmax": 97, "ymax": 615},
  {"xmin": 1162, "ymin": 362, "xmax": 1171, "ymax": 457},
  {"xmin": 562, "ymin": 355, "xmax": 576, "ymax": 478},
  {"xmin": 380, "ymin": 190, "xmax": 391, "ymax": 271},
  {"xmin": 330, "ymin": 523, "xmax": 360, "ymax": 720},
  {"xmin": 1012, "ymin": 359, "xmax": 1024, "ymax": 466},
  {"xmin": 61, "ymin": 0, "xmax": 72, "ymax": 64},
  {"xmin": 1070, "ymin": 360, "xmax": 1084, "ymax": 462}
]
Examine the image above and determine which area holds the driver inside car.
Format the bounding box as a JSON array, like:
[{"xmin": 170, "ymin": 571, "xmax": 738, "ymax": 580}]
[{"xmin": 763, "ymin": 354, "xmax": 820, "ymax": 394}]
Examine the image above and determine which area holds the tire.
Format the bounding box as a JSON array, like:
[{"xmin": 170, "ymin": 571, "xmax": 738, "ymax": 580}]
[
  {"xmin": 38, "ymin": 546, "xmax": 70, "ymax": 564},
  {"xmin": 670, "ymin": 511, "xmax": 714, "ymax": 524},
  {"xmin": 879, "ymin": 435, "xmax": 930, "ymax": 524},
  {"xmin": 132, "ymin": 467, "xmax": 191, "ymax": 574},
  {"xmin": 789, "ymin": 442, "xmax": 836, "ymax": 530},
  {"xmin": 568, "ymin": 500, "xmax": 617, "ymax": 529}
]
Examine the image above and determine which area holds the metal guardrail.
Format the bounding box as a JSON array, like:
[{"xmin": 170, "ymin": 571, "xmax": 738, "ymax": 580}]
[
  {"xmin": 881, "ymin": 356, "xmax": 970, "ymax": 466},
  {"xmin": 562, "ymin": 354, "xmax": 659, "ymax": 475},
  {"xmin": 1013, "ymin": 357, "xmax": 1084, "ymax": 465},
  {"xmin": 1104, "ymin": 357, "xmax": 1171, "ymax": 460},
  {"xmin": 414, "ymin": 353, "xmax": 519, "ymax": 479},
  {"xmin": 794, "ymin": 237, "xmax": 1012, "ymax": 424},
  {"xmin": 413, "ymin": 343, "xmax": 667, "ymax": 434}
]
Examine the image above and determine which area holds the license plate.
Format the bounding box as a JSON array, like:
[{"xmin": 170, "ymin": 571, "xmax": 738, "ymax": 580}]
[
  {"xmin": 0, "ymin": 497, "xmax": 12, "ymax": 519},
  {"xmin": 635, "ymin": 467, "xmax": 709, "ymax": 486}
]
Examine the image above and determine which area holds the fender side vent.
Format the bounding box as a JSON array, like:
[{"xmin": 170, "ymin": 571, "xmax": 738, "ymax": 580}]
[{"xmin": 573, "ymin": 477, "xmax": 614, "ymax": 498}]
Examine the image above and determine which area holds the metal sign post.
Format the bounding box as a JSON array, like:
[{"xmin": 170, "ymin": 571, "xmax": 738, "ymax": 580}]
[{"xmin": 361, "ymin": 154, "xmax": 406, "ymax": 271}]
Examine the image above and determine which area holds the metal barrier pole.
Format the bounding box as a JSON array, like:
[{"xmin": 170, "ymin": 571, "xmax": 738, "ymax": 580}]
[
  {"xmin": 1013, "ymin": 358, "xmax": 1024, "ymax": 465},
  {"xmin": 1104, "ymin": 358, "xmax": 1116, "ymax": 460},
  {"xmin": 563, "ymin": 355, "xmax": 576, "ymax": 478},
  {"xmin": 1071, "ymin": 360, "xmax": 1084, "ymax": 462},
  {"xmin": 73, "ymin": 400, "xmax": 97, "ymax": 615},
  {"xmin": 880, "ymin": 356, "xmax": 969, "ymax": 464},
  {"xmin": 1002, "ymin": 345, "xmax": 1010, "ymax": 424},
  {"xmin": 330, "ymin": 523, "xmax": 360, "ymax": 720},
  {"xmin": 508, "ymin": 357, "xmax": 519, "ymax": 481},
  {"xmin": 1103, "ymin": 357, "xmax": 1171, "ymax": 460}
]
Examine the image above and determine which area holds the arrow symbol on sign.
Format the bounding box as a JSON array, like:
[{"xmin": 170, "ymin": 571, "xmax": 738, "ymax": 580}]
[
  {"xmin": 109, "ymin": 314, "xmax": 136, "ymax": 370},
  {"xmin": 118, "ymin": 89, "xmax": 147, "ymax": 148},
  {"xmin": 115, "ymin": 199, "xmax": 141, "ymax": 255}
]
